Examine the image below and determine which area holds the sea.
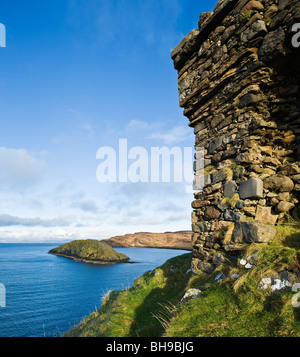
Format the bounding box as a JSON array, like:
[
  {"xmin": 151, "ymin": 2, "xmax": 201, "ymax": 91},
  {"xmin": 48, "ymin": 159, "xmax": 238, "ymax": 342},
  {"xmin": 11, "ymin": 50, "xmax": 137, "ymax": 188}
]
[{"xmin": 0, "ymin": 243, "xmax": 189, "ymax": 337}]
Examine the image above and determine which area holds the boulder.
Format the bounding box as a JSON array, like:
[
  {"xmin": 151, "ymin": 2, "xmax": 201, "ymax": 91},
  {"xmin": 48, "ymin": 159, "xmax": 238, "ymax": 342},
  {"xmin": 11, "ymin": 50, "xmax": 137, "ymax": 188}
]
[
  {"xmin": 204, "ymin": 206, "xmax": 222, "ymax": 220},
  {"xmin": 258, "ymin": 27, "xmax": 286, "ymax": 62},
  {"xmin": 240, "ymin": 20, "xmax": 267, "ymax": 45},
  {"xmin": 232, "ymin": 221, "xmax": 277, "ymax": 244},
  {"xmin": 181, "ymin": 289, "xmax": 201, "ymax": 302},
  {"xmin": 275, "ymin": 201, "xmax": 295, "ymax": 213},
  {"xmin": 223, "ymin": 180, "xmax": 238, "ymax": 198},
  {"xmin": 263, "ymin": 175, "xmax": 294, "ymax": 192},
  {"xmin": 255, "ymin": 205, "xmax": 278, "ymax": 225},
  {"xmin": 239, "ymin": 178, "xmax": 264, "ymax": 199}
]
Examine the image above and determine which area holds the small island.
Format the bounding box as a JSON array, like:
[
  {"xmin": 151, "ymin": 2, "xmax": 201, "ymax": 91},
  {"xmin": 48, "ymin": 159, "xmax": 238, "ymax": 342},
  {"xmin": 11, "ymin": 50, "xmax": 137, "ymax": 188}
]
[{"xmin": 49, "ymin": 239, "xmax": 130, "ymax": 265}]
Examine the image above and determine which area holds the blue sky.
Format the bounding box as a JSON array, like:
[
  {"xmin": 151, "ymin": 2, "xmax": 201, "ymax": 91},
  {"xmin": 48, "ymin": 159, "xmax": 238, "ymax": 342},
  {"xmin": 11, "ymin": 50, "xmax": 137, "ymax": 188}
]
[{"xmin": 0, "ymin": 0, "xmax": 217, "ymax": 242}]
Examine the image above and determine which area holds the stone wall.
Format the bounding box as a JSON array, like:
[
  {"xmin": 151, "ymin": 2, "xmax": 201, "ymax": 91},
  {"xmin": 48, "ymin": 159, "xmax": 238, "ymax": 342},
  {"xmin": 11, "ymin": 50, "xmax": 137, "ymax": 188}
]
[{"xmin": 172, "ymin": 0, "xmax": 300, "ymax": 273}]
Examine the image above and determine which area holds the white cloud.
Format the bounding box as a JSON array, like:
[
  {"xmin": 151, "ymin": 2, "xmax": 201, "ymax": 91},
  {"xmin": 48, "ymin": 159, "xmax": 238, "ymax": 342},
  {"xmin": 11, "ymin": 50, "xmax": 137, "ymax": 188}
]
[
  {"xmin": 0, "ymin": 147, "xmax": 46, "ymax": 188},
  {"xmin": 71, "ymin": 199, "xmax": 98, "ymax": 213},
  {"xmin": 150, "ymin": 126, "xmax": 193, "ymax": 145},
  {"xmin": 0, "ymin": 214, "xmax": 70, "ymax": 227}
]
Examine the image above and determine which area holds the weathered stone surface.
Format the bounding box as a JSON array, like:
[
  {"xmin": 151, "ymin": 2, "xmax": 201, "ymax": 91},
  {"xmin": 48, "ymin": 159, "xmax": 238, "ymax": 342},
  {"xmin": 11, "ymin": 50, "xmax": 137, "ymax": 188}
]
[
  {"xmin": 232, "ymin": 221, "xmax": 277, "ymax": 243},
  {"xmin": 223, "ymin": 180, "xmax": 238, "ymax": 197},
  {"xmin": 238, "ymin": 94, "xmax": 262, "ymax": 108},
  {"xmin": 195, "ymin": 260, "xmax": 215, "ymax": 274},
  {"xmin": 204, "ymin": 206, "xmax": 222, "ymax": 220},
  {"xmin": 211, "ymin": 168, "xmax": 232, "ymax": 184},
  {"xmin": 208, "ymin": 136, "xmax": 224, "ymax": 154},
  {"xmin": 239, "ymin": 178, "xmax": 264, "ymax": 199},
  {"xmin": 171, "ymin": 30, "xmax": 200, "ymax": 70},
  {"xmin": 240, "ymin": 20, "xmax": 267, "ymax": 45},
  {"xmin": 258, "ymin": 27, "xmax": 286, "ymax": 62},
  {"xmin": 263, "ymin": 175, "xmax": 294, "ymax": 192},
  {"xmin": 275, "ymin": 201, "xmax": 295, "ymax": 213},
  {"xmin": 278, "ymin": 164, "xmax": 300, "ymax": 176},
  {"xmin": 211, "ymin": 113, "xmax": 225, "ymax": 128},
  {"xmin": 241, "ymin": 0, "xmax": 264, "ymax": 14},
  {"xmin": 192, "ymin": 200, "xmax": 210, "ymax": 209},
  {"xmin": 264, "ymin": 4, "xmax": 279, "ymax": 22},
  {"xmin": 255, "ymin": 205, "xmax": 278, "ymax": 224},
  {"xmin": 223, "ymin": 209, "xmax": 243, "ymax": 221}
]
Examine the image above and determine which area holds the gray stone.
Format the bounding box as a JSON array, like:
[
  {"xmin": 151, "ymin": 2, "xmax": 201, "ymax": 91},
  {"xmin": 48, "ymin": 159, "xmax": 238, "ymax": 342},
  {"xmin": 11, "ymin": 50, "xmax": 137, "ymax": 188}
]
[
  {"xmin": 240, "ymin": 20, "xmax": 267, "ymax": 45},
  {"xmin": 196, "ymin": 260, "xmax": 215, "ymax": 274},
  {"xmin": 212, "ymin": 253, "xmax": 227, "ymax": 267},
  {"xmin": 236, "ymin": 200, "xmax": 245, "ymax": 209},
  {"xmin": 233, "ymin": 166, "xmax": 245, "ymax": 180},
  {"xmin": 211, "ymin": 168, "xmax": 232, "ymax": 184},
  {"xmin": 208, "ymin": 136, "xmax": 224, "ymax": 154},
  {"xmin": 223, "ymin": 209, "xmax": 243, "ymax": 221},
  {"xmin": 232, "ymin": 221, "xmax": 277, "ymax": 244},
  {"xmin": 239, "ymin": 178, "xmax": 263, "ymax": 199},
  {"xmin": 223, "ymin": 180, "xmax": 238, "ymax": 198},
  {"xmin": 258, "ymin": 27, "xmax": 285, "ymax": 62},
  {"xmin": 238, "ymin": 94, "xmax": 262, "ymax": 108}
]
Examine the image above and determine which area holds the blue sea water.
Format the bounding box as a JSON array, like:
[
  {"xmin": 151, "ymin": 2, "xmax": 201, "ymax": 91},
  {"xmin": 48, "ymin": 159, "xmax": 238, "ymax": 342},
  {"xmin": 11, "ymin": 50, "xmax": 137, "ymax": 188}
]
[{"xmin": 0, "ymin": 243, "xmax": 189, "ymax": 337}]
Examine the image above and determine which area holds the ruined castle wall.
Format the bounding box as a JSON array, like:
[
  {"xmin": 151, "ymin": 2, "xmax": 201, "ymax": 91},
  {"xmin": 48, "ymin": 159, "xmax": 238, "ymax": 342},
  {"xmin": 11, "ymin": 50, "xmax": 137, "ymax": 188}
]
[{"xmin": 172, "ymin": 0, "xmax": 300, "ymax": 273}]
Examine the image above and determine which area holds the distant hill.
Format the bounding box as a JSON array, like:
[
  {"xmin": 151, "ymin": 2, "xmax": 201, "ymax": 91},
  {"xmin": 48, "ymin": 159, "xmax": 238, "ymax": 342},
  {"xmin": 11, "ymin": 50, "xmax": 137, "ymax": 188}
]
[
  {"xmin": 49, "ymin": 239, "xmax": 130, "ymax": 264},
  {"xmin": 102, "ymin": 231, "xmax": 193, "ymax": 251}
]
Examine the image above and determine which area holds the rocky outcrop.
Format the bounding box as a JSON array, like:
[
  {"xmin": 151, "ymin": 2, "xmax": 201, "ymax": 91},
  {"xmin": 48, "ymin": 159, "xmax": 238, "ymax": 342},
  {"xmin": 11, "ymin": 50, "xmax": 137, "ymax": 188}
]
[
  {"xmin": 172, "ymin": 0, "xmax": 300, "ymax": 273},
  {"xmin": 102, "ymin": 231, "xmax": 193, "ymax": 251}
]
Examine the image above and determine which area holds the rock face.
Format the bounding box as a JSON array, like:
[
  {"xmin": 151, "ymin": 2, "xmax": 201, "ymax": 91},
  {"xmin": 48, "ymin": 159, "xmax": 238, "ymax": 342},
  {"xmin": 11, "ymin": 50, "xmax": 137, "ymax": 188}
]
[
  {"xmin": 171, "ymin": 0, "xmax": 300, "ymax": 273},
  {"xmin": 49, "ymin": 240, "xmax": 130, "ymax": 264}
]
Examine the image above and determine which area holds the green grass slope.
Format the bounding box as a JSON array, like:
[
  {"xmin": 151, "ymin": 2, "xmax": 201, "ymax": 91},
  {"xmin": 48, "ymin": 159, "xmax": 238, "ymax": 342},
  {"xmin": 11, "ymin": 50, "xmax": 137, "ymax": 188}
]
[
  {"xmin": 49, "ymin": 239, "xmax": 129, "ymax": 263},
  {"xmin": 65, "ymin": 225, "xmax": 300, "ymax": 337}
]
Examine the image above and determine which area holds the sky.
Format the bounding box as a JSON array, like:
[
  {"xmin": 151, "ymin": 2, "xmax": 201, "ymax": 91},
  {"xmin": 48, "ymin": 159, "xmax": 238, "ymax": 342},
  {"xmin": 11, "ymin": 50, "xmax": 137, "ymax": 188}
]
[{"xmin": 0, "ymin": 0, "xmax": 217, "ymax": 242}]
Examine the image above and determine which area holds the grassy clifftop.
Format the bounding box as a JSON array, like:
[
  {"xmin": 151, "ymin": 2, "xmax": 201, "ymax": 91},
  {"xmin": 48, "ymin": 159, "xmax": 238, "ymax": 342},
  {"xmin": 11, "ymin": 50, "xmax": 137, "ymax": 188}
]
[
  {"xmin": 49, "ymin": 239, "xmax": 129, "ymax": 264},
  {"xmin": 65, "ymin": 225, "xmax": 300, "ymax": 337}
]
